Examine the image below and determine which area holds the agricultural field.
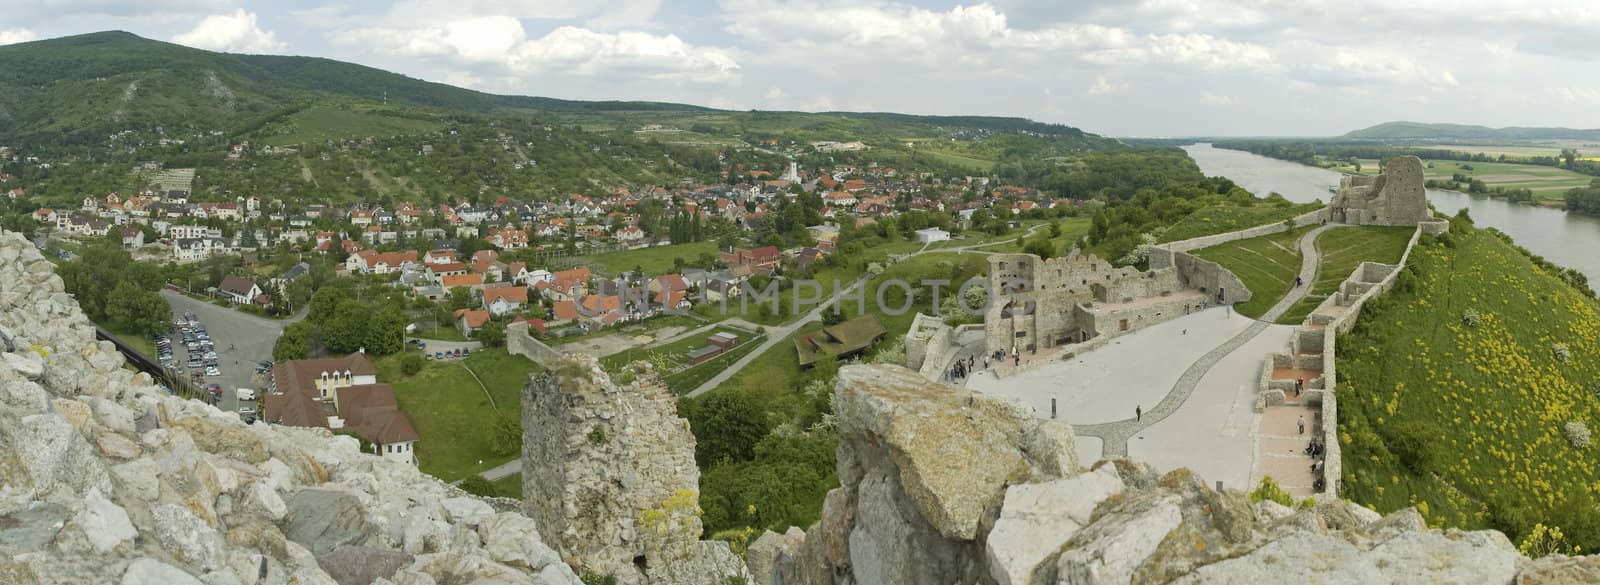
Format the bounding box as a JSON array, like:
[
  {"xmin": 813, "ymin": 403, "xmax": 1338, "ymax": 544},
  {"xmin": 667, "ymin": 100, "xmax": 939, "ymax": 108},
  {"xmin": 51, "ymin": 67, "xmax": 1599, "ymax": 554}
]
[
  {"xmin": 259, "ymin": 105, "xmax": 445, "ymax": 146},
  {"xmin": 1338, "ymin": 218, "xmax": 1600, "ymax": 552},
  {"xmin": 1275, "ymin": 226, "xmax": 1415, "ymax": 324},
  {"xmin": 1322, "ymin": 158, "xmax": 1592, "ymax": 201},
  {"xmin": 377, "ymin": 349, "xmax": 536, "ymax": 482},
  {"xmin": 1191, "ymin": 226, "xmax": 1314, "ymax": 318}
]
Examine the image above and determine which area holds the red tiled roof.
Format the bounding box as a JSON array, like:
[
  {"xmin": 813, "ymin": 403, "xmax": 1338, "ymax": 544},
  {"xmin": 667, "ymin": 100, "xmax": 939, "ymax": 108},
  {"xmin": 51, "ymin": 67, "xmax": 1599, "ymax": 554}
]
[
  {"xmin": 441, "ymin": 273, "xmax": 485, "ymax": 288},
  {"xmin": 454, "ymin": 308, "xmax": 490, "ymax": 328},
  {"xmin": 335, "ymin": 384, "xmax": 418, "ymax": 444},
  {"xmin": 484, "ymin": 286, "xmax": 528, "ymax": 306}
]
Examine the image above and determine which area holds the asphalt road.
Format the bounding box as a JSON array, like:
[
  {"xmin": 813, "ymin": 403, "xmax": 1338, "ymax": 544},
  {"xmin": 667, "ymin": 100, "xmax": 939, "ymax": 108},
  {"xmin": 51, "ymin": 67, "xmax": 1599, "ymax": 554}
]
[{"xmin": 162, "ymin": 291, "xmax": 294, "ymax": 414}]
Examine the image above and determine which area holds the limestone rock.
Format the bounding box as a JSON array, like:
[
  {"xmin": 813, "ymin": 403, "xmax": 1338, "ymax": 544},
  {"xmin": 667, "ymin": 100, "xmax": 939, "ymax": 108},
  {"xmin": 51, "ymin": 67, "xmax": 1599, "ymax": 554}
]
[
  {"xmin": 985, "ymin": 465, "xmax": 1124, "ymax": 585},
  {"xmin": 1517, "ymin": 554, "xmax": 1600, "ymax": 585},
  {"xmin": 95, "ymin": 432, "xmax": 142, "ymax": 459},
  {"xmin": 152, "ymin": 504, "xmax": 224, "ymax": 571},
  {"xmin": 316, "ymin": 545, "xmax": 414, "ymax": 585},
  {"xmin": 76, "ymin": 487, "xmax": 137, "ymax": 553},
  {"xmin": 0, "ymin": 502, "xmax": 70, "ymax": 550},
  {"xmin": 441, "ymin": 497, "xmax": 493, "ymax": 527},
  {"xmin": 122, "ymin": 558, "xmax": 205, "ymax": 585},
  {"xmin": 1055, "ymin": 492, "xmax": 1182, "ymax": 585},
  {"xmin": 285, "ymin": 488, "xmax": 373, "ymax": 557}
]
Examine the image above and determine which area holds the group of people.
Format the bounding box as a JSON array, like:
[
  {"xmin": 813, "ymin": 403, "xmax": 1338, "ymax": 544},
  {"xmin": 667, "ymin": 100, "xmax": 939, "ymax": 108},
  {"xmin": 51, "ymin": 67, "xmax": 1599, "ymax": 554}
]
[
  {"xmin": 947, "ymin": 354, "xmax": 981, "ymax": 382},
  {"xmin": 1305, "ymin": 439, "xmax": 1327, "ymax": 492}
]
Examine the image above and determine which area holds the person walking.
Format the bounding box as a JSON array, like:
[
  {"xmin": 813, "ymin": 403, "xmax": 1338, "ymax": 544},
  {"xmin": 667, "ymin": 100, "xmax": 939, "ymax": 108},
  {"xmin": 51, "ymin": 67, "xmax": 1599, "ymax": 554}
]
[
  {"xmin": 1297, "ymin": 415, "xmax": 1306, "ymax": 435},
  {"xmin": 1136, "ymin": 405, "xmax": 1142, "ymax": 421}
]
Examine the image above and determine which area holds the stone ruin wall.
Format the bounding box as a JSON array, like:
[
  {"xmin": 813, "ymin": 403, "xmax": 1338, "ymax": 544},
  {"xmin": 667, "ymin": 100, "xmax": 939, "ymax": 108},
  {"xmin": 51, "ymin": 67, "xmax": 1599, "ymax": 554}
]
[
  {"xmin": 983, "ymin": 254, "xmax": 1187, "ymax": 354},
  {"xmin": 521, "ymin": 355, "xmax": 747, "ymax": 585},
  {"xmin": 507, "ymin": 320, "xmax": 563, "ymax": 368},
  {"xmin": 1259, "ymin": 216, "xmax": 1446, "ymax": 498},
  {"xmin": 1330, "ymin": 156, "xmax": 1430, "ymax": 226}
]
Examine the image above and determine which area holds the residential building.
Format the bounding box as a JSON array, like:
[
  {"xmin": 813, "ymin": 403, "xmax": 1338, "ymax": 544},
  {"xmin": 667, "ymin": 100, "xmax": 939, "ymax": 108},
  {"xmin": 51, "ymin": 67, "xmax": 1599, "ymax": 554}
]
[
  {"xmin": 218, "ymin": 275, "xmax": 264, "ymax": 305},
  {"xmin": 483, "ymin": 286, "xmax": 529, "ymax": 316},
  {"xmin": 455, "ymin": 308, "xmax": 490, "ymax": 337},
  {"xmin": 264, "ymin": 353, "xmax": 417, "ymax": 464},
  {"xmin": 345, "ymin": 249, "xmax": 419, "ymax": 275}
]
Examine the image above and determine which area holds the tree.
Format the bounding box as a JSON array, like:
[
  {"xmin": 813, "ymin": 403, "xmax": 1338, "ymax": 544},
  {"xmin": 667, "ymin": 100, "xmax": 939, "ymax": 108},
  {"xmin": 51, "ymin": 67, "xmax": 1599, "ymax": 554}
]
[
  {"xmin": 448, "ymin": 287, "xmax": 474, "ymax": 311},
  {"xmin": 105, "ymin": 282, "xmax": 172, "ymax": 336},
  {"xmin": 682, "ymin": 393, "xmax": 773, "ymax": 467},
  {"xmin": 478, "ymin": 321, "xmax": 507, "ymax": 348},
  {"xmin": 274, "ymin": 321, "xmax": 313, "ymax": 361},
  {"xmin": 308, "ymin": 286, "xmax": 353, "ymax": 324},
  {"xmin": 489, "ymin": 413, "xmax": 521, "ymax": 456},
  {"xmin": 322, "ymin": 299, "xmax": 373, "ymax": 354},
  {"xmin": 365, "ymin": 307, "xmax": 407, "ymax": 356}
]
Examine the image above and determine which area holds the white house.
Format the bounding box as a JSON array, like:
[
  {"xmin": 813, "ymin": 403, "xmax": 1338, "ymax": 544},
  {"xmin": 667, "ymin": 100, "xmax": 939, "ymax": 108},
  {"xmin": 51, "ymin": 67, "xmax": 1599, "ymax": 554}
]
[{"xmin": 914, "ymin": 227, "xmax": 951, "ymax": 243}]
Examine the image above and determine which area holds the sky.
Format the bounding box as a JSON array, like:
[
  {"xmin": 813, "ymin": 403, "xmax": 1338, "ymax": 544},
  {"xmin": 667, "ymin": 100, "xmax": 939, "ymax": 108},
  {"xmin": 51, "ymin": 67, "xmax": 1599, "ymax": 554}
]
[{"xmin": 4, "ymin": 0, "xmax": 1599, "ymax": 137}]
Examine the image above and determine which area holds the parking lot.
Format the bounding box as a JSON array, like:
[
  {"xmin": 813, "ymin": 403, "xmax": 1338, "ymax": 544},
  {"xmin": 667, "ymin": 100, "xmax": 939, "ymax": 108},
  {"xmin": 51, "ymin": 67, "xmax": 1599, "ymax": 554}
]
[{"xmin": 159, "ymin": 291, "xmax": 294, "ymax": 416}]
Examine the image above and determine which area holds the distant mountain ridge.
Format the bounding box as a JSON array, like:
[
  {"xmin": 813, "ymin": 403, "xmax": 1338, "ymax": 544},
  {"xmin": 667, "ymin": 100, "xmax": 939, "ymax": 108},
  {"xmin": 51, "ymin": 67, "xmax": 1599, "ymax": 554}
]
[
  {"xmin": 1343, "ymin": 121, "xmax": 1600, "ymax": 141},
  {"xmin": 0, "ymin": 31, "xmax": 1099, "ymax": 146}
]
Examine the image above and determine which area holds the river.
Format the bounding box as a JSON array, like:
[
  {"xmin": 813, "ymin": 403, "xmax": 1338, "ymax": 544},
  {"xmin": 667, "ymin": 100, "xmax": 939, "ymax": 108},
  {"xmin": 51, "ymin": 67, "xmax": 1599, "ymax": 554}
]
[{"xmin": 1183, "ymin": 143, "xmax": 1600, "ymax": 284}]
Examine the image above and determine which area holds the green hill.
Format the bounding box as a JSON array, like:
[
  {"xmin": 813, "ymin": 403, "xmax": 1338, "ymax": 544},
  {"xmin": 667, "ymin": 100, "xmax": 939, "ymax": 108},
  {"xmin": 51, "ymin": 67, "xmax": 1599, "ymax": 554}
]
[
  {"xmin": 1338, "ymin": 214, "xmax": 1600, "ymax": 552},
  {"xmin": 1343, "ymin": 121, "xmax": 1600, "ymax": 141}
]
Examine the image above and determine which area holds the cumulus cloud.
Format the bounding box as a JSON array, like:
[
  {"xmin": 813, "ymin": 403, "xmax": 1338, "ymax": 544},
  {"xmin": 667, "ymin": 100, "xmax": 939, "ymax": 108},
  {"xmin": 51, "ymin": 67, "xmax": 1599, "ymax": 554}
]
[
  {"xmin": 173, "ymin": 10, "xmax": 285, "ymax": 53},
  {"xmin": 0, "ymin": 28, "xmax": 36, "ymax": 45},
  {"xmin": 336, "ymin": 19, "xmax": 739, "ymax": 83}
]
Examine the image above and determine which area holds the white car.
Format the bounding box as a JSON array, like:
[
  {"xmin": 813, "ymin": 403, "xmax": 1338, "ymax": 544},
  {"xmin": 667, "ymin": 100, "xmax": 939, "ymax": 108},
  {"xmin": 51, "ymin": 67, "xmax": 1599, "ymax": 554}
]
[
  {"xmin": 205, "ymin": 366, "xmax": 221, "ymax": 377},
  {"xmin": 236, "ymin": 388, "xmax": 256, "ymax": 401}
]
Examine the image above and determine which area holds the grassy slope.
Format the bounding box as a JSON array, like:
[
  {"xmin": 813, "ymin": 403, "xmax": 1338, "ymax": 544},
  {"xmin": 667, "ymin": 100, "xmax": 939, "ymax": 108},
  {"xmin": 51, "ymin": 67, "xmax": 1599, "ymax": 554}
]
[
  {"xmin": 1158, "ymin": 203, "xmax": 1324, "ymax": 244},
  {"xmin": 259, "ymin": 105, "xmax": 444, "ymax": 146},
  {"xmin": 584, "ymin": 241, "xmax": 718, "ymax": 276},
  {"xmin": 1338, "ymin": 219, "xmax": 1600, "ymax": 549},
  {"xmin": 1192, "ymin": 226, "xmax": 1313, "ymax": 318},
  {"xmin": 1276, "ymin": 226, "xmax": 1414, "ymax": 324},
  {"xmin": 377, "ymin": 349, "xmax": 537, "ymax": 481}
]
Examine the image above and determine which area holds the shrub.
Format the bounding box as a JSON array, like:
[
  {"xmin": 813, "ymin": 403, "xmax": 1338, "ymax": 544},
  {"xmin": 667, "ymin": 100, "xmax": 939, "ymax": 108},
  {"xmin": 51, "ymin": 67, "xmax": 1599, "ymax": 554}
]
[
  {"xmin": 1519, "ymin": 523, "xmax": 1578, "ymax": 558},
  {"xmin": 1249, "ymin": 476, "xmax": 1294, "ymax": 507},
  {"xmin": 1552, "ymin": 343, "xmax": 1573, "ymax": 363},
  {"xmin": 490, "ymin": 414, "xmax": 522, "ymax": 456},
  {"xmin": 1564, "ymin": 421, "xmax": 1591, "ymax": 449},
  {"xmin": 400, "ymin": 353, "xmax": 425, "ymax": 376},
  {"xmin": 459, "ymin": 475, "xmax": 495, "ymax": 497},
  {"xmin": 1461, "ymin": 309, "xmax": 1483, "ymax": 328},
  {"xmin": 587, "ymin": 425, "xmax": 607, "ymax": 446}
]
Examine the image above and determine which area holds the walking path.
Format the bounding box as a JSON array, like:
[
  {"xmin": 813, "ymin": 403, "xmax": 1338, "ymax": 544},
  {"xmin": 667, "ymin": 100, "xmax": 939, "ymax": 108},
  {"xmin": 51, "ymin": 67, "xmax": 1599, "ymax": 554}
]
[{"xmin": 1073, "ymin": 224, "xmax": 1341, "ymax": 457}]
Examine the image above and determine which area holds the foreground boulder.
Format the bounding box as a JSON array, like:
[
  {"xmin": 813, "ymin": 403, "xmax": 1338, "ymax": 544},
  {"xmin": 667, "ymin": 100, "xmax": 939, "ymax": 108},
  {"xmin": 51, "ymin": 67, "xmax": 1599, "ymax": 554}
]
[
  {"xmin": 0, "ymin": 232, "xmax": 583, "ymax": 585},
  {"xmin": 748, "ymin": 363, "xmax": 1549, "ymax": 585}
]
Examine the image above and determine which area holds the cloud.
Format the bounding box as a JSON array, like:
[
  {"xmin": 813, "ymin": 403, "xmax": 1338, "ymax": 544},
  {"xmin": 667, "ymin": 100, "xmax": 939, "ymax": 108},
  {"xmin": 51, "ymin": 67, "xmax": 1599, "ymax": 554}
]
[
  {"xmin": 336, "ymin": 20, "xmax": 739, "ymax": 83},
  {"xmin": 1087, "ymin": 75, "xmax": 1126, "ymax": 95},
  {"xmin": 1199, "ymin": 92, "xmax": 1238, "ymax": 105},
  {"xmin": 173, "ymin": 10, "xmax": 285, "ymax": 53},
  {"xmin": 0, "ymin": 29, "xmax": 36, "ymax": 45},
  {"xmin": 720, "ymin": 1, "xmax": 1274, "ymax": 72}
]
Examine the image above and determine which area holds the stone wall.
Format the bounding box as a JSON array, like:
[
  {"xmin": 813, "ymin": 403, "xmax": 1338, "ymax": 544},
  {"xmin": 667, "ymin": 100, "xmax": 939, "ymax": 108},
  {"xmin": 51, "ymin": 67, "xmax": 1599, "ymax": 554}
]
[
  {"xmin": 521, "ymin": 355, "xmax": 748, "ymax": 585},
  {"xmin": 1329, "ymin": 156, "xmax": 1430, "ymax": 226},
  {"xmin": 0, "ymin": 231, "xmax": 587, "ymax": 585},
  {"xmin": 904, "ymin": 313, "xmax": 952, "ymax": 375},
  {"xmin": 1151, "ymin": 207, "xmax": 1330, "ymax": 262},
  {"xmin": 1256, "ymin": 218, "xmax": 1439, "ymax": 498},
  {"xmin": 744, "ymin": 363, "xmax": 1584, "ymax": 585},
  {"xmin": 507, "ymin": 320, "xmax": 563, "ymax": 368}
]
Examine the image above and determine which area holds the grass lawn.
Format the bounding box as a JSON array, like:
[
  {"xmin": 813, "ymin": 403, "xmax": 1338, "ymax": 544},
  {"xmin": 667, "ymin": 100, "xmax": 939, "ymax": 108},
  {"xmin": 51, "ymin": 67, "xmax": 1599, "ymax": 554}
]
[
  {"xmin": 660, "ymin": 335, "xmax": 767, "ymax": 394},
  {"xmin": 1275, "ymin": 226, "xmax": 1415, "ymax": 324},
  {"xmin": 1191, "ymin": 226, "xmax": 1314, "ymax": 318},
  {"xmin": 109, "ymin": 325, "xmax": 160, "ymax": 360},
  {"xmin": 377, "ymin": 348, "xmax": 537, "ymax": 482},
  {"xmin": 1338, "ymin": 219, "xmax": 1600, "ymax": 551},
  {"xmin": 599, "ymin": 326, "xmax": 757, "ymax": 374},
  {"xmin": 1159, "ymin": 203, "xmax": 1324, "ymax": 244},
  {"xmin": 412, "ymin": 325, "xmax": 468, "ymax": 342},
  {"xmin": 974, "ymin": 218, "xmax": 1092, "ymax": 255},
  {"xmin": 583, "ymin": 241, "xmax": 717, "ymax": 276},
  {"xmin": 489, "ymin": 473, "xmax": 522, "ymax": 499}
]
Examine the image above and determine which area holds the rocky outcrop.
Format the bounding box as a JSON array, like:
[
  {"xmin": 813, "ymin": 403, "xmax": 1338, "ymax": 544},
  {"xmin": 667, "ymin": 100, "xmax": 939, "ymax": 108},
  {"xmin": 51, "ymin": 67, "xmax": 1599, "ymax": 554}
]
[
  {"xmin": 749, "ymin": 363, "xmax": 1563, "ymax": 585},
  {"xmin": 522, "ymin": 355, "xmax": 749, "ymax": 585},
  {"xmin": 0, "ymin": 232, "xmax": 582, "ymax": 585}
]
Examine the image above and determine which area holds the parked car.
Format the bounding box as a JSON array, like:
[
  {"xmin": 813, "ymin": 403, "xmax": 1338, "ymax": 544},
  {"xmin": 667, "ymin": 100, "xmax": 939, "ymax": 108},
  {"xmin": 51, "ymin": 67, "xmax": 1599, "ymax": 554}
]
[{"xmin": 205, "ymin": 366, "xmax": 221, "ymax": 377}]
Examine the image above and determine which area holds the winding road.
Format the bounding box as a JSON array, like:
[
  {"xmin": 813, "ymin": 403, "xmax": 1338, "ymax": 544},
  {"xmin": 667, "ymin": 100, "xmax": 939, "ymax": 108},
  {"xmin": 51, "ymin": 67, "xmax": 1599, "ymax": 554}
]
[{"xmin": 1073, "ymin": 224, "xmax": 1342, "ymax": 457}]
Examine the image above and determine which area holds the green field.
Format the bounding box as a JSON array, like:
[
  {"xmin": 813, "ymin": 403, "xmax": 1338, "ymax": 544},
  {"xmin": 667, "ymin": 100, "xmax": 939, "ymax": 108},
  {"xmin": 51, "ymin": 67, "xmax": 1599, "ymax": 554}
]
[
  {"xmin": 1159, "ymin": 203, "xmax": 1324, "ymax": 244},
  {"xmin": 583, "ymin": 241, "xmax": 717, "ymax": 276},
  {"xmin": 377, "ymin": 349, "xmax": 536, "ymax": 481},
  {"xmin": 1275, "ymin": 226, "xmax": 1415, "ymax": 324},
  {"xmin": 261, "ymin": 105, "xmax": 444, "ymax": 146},
  {"xmin": 1338, "ymin": 218, "xmax": 1600, "ymax": 552},
  {"xmin": 600, "ymin": 326, "xmax": 756, "ymax": 374},
  {"xmin": 1191, "ymin": 226, "xmax": 1313, "ymax": 318},
  {"xmin": 917, "ymin": 148, "xmax": 996, "ymax": 172}
]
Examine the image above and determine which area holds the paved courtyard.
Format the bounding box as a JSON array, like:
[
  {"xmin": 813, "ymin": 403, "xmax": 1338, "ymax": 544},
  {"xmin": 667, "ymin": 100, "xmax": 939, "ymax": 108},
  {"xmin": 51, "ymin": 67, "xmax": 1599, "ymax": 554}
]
[
  {"xmin": 966, "ymin": 307, "xmax": 1253, "ymax": 425},
  {"xmin": 162, "ymin": 291, "xmax": 292, "ymax": 412}
]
